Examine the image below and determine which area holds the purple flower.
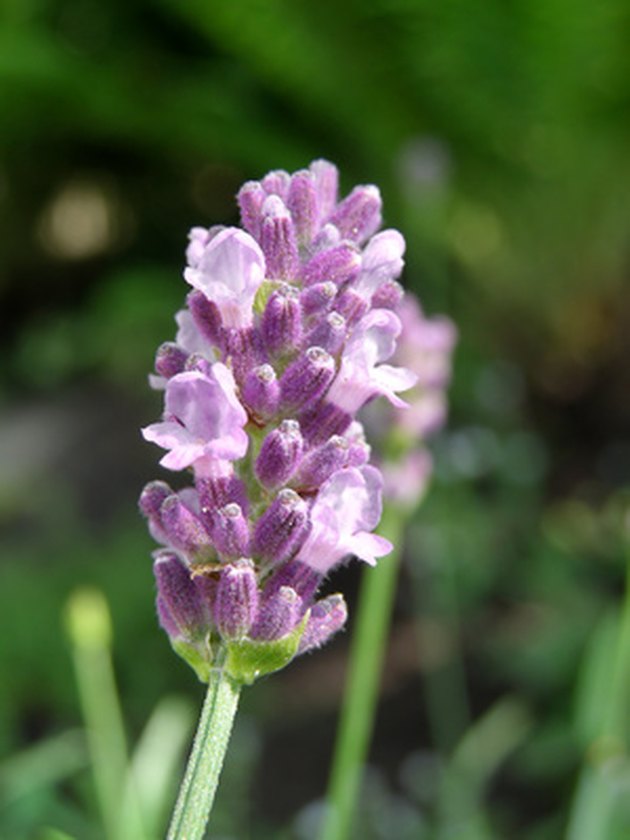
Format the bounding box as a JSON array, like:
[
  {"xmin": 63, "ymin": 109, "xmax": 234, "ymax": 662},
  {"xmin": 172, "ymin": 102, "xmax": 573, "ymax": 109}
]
[
  {"xmin": 142, "ymin": 363, "xmax": 248, "ymax": 471},
  {"xmin": 296, "ymin": 466, "xmax": 392, "ymax": 574},
  {"xmin": 141, "ymin": 159, "xmax": 453, "ymax": 683},
  {"xmin": 184, "ymin": 227, "xmax": 265, "ymax": 329},
  {"xmin": 327, "ymin": 309, "xmax": 417, "ymax": 413}
]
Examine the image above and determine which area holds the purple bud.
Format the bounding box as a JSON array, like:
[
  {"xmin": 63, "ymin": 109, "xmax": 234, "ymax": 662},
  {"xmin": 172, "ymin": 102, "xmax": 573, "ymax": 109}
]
[
  {"xmin": 346, "ymin": 429, "xmax": 371, "ymax": 467},
  {"xmin": 279, "ymin": 346, "xmax": 336, "ymax": 412},
  {"xmin": 305, "ymin": 311, "xmax": 347, "ymax": 354},
  {"xmin": 209, "ymin": 503, "xmax": 250, "ymax": 559},
  {"xmin": 237, "ymin": 181, "xmax": 266, "ymax": 238},
  {"xmin": 261, "ymin": 284, "xmax": 302, "ymax": 357},
  {"xmin": 262, "ymin": 169, "xmax": 290, "ymax": 199},
  {"xmin": 155, "ymin": 343, "xmax": 188, "ymax": 379},
  {"xmin": 298, "ymin": 594, "xmax": 348, "ymax": 654},
  {"xmin": 263, "ymin": 560, "xmax": 321, "ymax": 604},
  {"xmin": 160, "ymin": 495, "xmax": 212, "ymax": 557},
  {"xmin": 312, "ymin": 223, "xmax": 341, "ymax": 252},
  {"xmin": 301, "ymin": 244, "xmax": 361, "ymax": 288},
  {"xmin": 250, "ymin": 586, "xmax": 302, "ymax": 641},
  {"xmin": 255, "ymin": 419, "xmax": 304, "ymax": 489},
  {"xmin": 183, "ymin": 353, "xmax": 214, "ymax": 377},
  {"xmin": 197, "ymin": 473, "xmax": 249, "ymax": 520},
  {"xmin": 298, "ymin": 401, "xmax": 353, "ymax": 444},
  {"xmin": 310, "ymin": 160, "xmax": 338, "ymax": 220},
  {"xmin": 287, "ymin": 170, "xmax": 320, "ymax": 245},
  {"xmin": 187, "ymin": 290, "xmax": 222, "ymax": 346},
  {"xmin": 222, "ymin": 326, "xmax": 265, "ymax": 384},
  {"xmin": 300, "ymin": 282, "xmax": 337, "ymax": 317},
  {"xmin": 215, "ymin": 559, "xmax": 259, "ymax": 640},
  {"xmin": 154, "ymin": 551, "xmax": 211, "ymax": 641},
  {"xmin": 139, "ymin": 480, "xmax": 173, "ymax": 543},
  {"xmin": 139, "ymin": 480, "xmax": 173, "ymax": 520},
  {"xmin": 334, "ymin": 288, "xmax": 370, "ymax": 326},
  {"xmin": 329, "ymin": 185, "xmax": 382, "ymax": 243},
  {"xmin": 252, "ymin": 489, "xmax": 310, "ymax": 566},
  {"xmin": 241, "ymin": 364, "xmax": 280, "ymax": 421},
  {"xmin": 260, "ymin": 196, "xmax": 299, "ymax": 280},
  {"xmin": 293, "ymin": 435, "xmax": 348, "ymax": 491},
  {"xmin": 371, "ymin": 280, "xmax": 404, "ymax": 310}
]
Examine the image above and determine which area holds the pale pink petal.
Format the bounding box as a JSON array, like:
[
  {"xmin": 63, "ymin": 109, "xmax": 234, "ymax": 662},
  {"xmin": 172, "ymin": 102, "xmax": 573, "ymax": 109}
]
[
  {"xmin": 184, "ymin": 227, "xmax": 266, "ymax": 328},
  {"xmin": 346, "ymin": 532, "xmax": 392, "ymax": 566}
]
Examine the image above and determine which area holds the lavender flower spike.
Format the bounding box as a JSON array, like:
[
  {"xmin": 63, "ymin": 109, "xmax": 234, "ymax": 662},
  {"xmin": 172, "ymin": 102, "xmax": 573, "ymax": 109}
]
[{"xmin": 140, "ymin": 158, "xmax": 433, "ymax": 685}]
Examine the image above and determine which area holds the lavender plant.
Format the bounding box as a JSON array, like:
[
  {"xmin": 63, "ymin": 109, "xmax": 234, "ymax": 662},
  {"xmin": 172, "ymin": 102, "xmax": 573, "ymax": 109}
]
[{"xmin": 140, "ymin": 160, "xmax": 421, "ymax": 838}]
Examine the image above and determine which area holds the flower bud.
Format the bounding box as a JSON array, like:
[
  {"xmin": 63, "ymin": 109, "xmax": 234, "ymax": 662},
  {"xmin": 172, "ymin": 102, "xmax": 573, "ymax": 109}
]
[
  {"xmin": 241, "ymin": 364, "xmax": 280, "ymax": 421},
  {"xmin": 293, "ymin": 435, "xmax": 348, "ymax": 491},
  {"xmin": 215, "ymin": 559, "xmax": 259, "ymax": 640},
  {"xmin": 279, "ymin": 346, "xmax": 335, "ymax": 412},
  {"xmin": 300, "ymin": 282, "xmax": 337, "ymax": 317},
  {"xmin": 310, "ymin": 159, "xmax": 338, "ymax": 220},
  {"xmin": 222, "ymin": 326, "xmax": 265, "ymax": 384},
  {"xmin": 197, "ymin": 472, "xmax": 249, "ymax": 518},
  {"xmin": 261, "ymin": 284, "xmax": 302, "ymax": 357},
  {"xmin": 334, "ymin": 288, "xmax": 370, "ymax": 326},
  {"xmin": 298, "ymin": 594, "xmax": 348, "ymax": 654},
  {"xmin": 260, "ymin": 196, "xmax": 299, "ymax": 280},
  {"xmin": 262, "ymin": 169, "xmax": 290, "ymax": 199},
  {"xmin": 140, "ymin": 480, "xmax": 173, "ymax": 516},
  {"xmin": 301, "ymin": 244, "xmax": 361, "ymax": 288},
  {"xmin": 155, "ymin": 343, "xmax": 187, "ymax": 379},
  {"xmin": 209, "ymin": 503, "xmax": 250, "ymax": 559},
  {"xmin": 250, "ymin": 586, "xmax": 302, "ymax": 641},
  {"xmin": 263, "ymin": 560, "xmax": 321, "ymax": 603},
  {"xmin": 345, "ymin": 421, "xmax": 371, "ymax": 467},
  {"xmin": 153, "ymin": 551, "xmax": 211, "ymax": 642},
  {"xmin": 237, "ymin": 180, "xmax": 266, "ymax": 238},
  {"xmin": 252, "ymin": 489, "xmax": 309, "ymax": 566},
  {"xmin": 287, "ymin": 170, "xmax": 320, "ymax": 246},
  {"xmin": 298, "ymin": 401, "xmax": 352, "ymax": 444},
  {"xmin": 255, "ymin": 420, "xmax": 304, "ymax": 489},
  {"xmin": 187, "ymin": 290, "xmax": 222, "ymax": 347},
  {"xmin": 160, "ymin": 495, "xmax": 213, "ymax": 557},
  {"xmin": 371, "ymin": 279, "xmax": 404, "ymax": 310},
  {"xmin": 329, "ymin": 185, "xmax": 382, "ymax": 243},
  {"xmin": 305, "ymin": 311, "xmax": 347, "ymax": 354}
]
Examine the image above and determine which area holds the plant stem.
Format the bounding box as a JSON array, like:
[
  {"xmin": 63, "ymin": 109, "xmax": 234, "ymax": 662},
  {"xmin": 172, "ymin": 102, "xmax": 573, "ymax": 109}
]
[
  {"xmin": 65, "ymin": 588, "xmax": 146, "ymax": 840},
  {"xmin": 167, "ymin": 669, "xmax": 241, "ymax": 840},
  {"xmin": 567, "ymin": 546, "xmax": 630, "ymax": 840},
  {"xmin": 319, "ymin": 504, "xmax": 403, "ymax": 840}
]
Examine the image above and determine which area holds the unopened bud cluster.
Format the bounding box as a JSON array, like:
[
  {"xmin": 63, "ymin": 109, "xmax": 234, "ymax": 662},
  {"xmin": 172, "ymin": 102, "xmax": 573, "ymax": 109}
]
[{"xmin": 140, "ymin": 160, "xmax": 418, "ymax": 684}]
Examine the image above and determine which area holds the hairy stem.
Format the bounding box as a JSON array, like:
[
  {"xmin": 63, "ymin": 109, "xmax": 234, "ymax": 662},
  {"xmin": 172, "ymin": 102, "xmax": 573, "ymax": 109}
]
[{"xmin": 167, "ymin": 669, "xmax": 241, "ymax": 840}]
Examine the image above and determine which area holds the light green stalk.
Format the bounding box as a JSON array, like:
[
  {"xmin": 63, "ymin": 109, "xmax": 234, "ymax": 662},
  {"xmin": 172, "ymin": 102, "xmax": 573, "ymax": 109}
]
[
  {"xmin": 167, "ymin": 668, "xmax": 241, "ymax": 840},
  {"xmin": 319, "ymin": 503, "xmax": 403, "ymax": 840},
  {"xmin": 65, "ymin": 588, "xmax": 146, "ymax": 840},
  {"xmin": 567, "ymin": 543, "xmax": 630, "ymax": 840}
]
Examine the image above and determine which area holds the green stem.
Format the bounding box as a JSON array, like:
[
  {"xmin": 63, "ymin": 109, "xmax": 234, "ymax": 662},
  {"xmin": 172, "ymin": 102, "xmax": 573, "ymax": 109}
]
[
  {"xmin": 65, "ymin": 588, "xmax": 146, "ymax": 840},
  {"xmin": 167, "ymin": 669, "xmax": 241, "ymax": 840},
  {"xmin": 319, "ymin": 504, "xmax": 404, "ymax": 840}
]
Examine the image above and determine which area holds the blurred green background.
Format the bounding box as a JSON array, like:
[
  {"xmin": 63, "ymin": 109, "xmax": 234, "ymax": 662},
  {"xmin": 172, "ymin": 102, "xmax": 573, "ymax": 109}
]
[{"xmin": 2, "ymin": 1, "xmax": 630, "ymax": 838}]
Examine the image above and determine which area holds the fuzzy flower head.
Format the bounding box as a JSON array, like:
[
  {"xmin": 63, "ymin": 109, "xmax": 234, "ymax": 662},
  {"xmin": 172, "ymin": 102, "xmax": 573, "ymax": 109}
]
[{"xmin": 140, "ymin": 160, "xmax": 429, "ymax": 685}]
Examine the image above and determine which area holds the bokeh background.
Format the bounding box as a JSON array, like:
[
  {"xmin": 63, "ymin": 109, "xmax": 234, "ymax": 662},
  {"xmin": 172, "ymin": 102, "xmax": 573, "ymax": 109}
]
[{"xmin": 2, "ymin": 1, "xmax": 630, "ymax": 838}]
